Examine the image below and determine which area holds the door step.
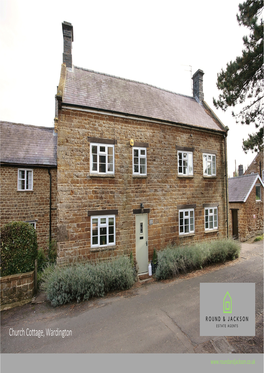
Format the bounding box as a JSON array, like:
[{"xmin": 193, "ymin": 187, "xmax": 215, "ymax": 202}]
[{"xmin": 138, "ymin": 273, "xmax": 152, "ymax": 282}]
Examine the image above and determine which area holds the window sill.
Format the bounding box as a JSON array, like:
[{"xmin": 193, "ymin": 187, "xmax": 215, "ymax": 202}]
[
  {"xmin": 17, "ymin": 189, "xmax": 33, "ymax": 192},
  {"xmin": 90, "ymin": 246, "xmax": 116, "ymax": 252},
  {"xmin": 256, "ymin": 200, "xmax": 262, "ymax": 202},
  {"xmin": 178, "ymin": 175, "xmax": 194, "ymax": 178},
  {"xmin": 179, "ymin": 233, "xmax": 195, "ymax": 238},
  {"xmin": 89, "ymin": 173, "xmax": 115, "ymax": 178},
  {"xmin": 205, "ymin": 229, "xmax": 218, "ymax": 234},
  {"xmin": 132, "ymin": 175, "xmax": 147, "ymax": 179}
]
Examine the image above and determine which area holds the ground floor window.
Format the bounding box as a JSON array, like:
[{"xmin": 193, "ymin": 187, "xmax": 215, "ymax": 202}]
[
  {"xmin": 205, "ymin": 207, "xmax": 218, "ymax": 230},
  {"xmin": 91, "ymin": 215, "xmax": 115, "ymax": 247},
  {"xmin": 179, "ymin": 209, "xmax": 195, "ymax": 235}
]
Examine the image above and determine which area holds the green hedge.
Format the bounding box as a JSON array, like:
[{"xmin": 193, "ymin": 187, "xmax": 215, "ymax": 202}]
[
  {"xmin": 155, "ymin": 239, "xmax": 241, "ymax": 281},
  {"xmin": 41, "ymin": 256, "xmax": 135, "ymax": 307},
  {"xmin": 0, "ymin": 222, "xmax": 38, "ymax": 276}
]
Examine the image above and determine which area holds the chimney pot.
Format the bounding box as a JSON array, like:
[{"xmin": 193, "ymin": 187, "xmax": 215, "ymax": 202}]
[
  {"xmin": 192, "ymin": 69, "xmax": 204, "ymax": 103},
  {"xmin": 238, "ymin": 164, "xmax": 243, "ymax": 176},
  {"xmin": 62, "ymin": 22, "xmax": 74, "ymax": 68}
]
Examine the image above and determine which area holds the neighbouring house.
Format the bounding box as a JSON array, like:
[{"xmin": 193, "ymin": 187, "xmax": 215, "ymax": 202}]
[
  {"xmin": 54, "ymin": 22, "xmax": 229, "ymax": 272},
  {"xmin": 0, "ymin": 121, "xmax": 57, "ymax": 251},
  {"xmin": 244, "ymin": 150, "xmax": 264, "ymax": 181},
  {"xmin": 229, "ymin": 173, "xmax": 263, "ymax": 241}
]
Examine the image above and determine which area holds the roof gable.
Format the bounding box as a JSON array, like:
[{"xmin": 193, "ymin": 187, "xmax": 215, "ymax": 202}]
[
  {"xmin": 61, "ymin": 66, "xmax": 225, "ymax": 133},
  {"xmin": 0, "ymin": 121, "xmax": 57, "ymax": 167},
  {"xmin": 228, "ymin": 173, "xmax": 264, "ymax": 203}
]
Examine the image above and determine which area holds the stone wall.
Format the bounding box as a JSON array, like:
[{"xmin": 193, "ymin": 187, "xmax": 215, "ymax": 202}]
[
  {"xmin": 0, "ymin": 166, "xmax": 57, "ymax": 252},
  {"xmin": 229, "ymin": 182, "xmax": 263, "ymax": 241},
  {"xmin": 0, "ymin": 271, "xmax": 34, "ymax": 306},
  {"xmin": 56, "ymin": 109, "xmax": 228, "ymax": 265}
]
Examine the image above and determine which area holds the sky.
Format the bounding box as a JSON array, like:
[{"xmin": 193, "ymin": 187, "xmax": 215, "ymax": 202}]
[{"xmin": 0, "ymin": 0, "xmax": 259, "ymax": 177}]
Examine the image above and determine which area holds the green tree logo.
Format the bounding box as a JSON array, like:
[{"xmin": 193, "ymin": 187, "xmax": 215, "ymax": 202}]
[{"xmin": 223, "ymin": 291, "xmax": 232, "ymax": 314}]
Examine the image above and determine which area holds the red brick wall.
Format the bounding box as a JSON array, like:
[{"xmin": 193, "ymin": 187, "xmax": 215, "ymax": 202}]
[
  {"xmin": 229, "ymin": 182, "xmax": 263, "ymax": 241},
  {"xmin": 56, "ymin": 109, "xmax": 228, "ymax": 265},
  {"xmin": 0, "ymin": 166, "xmax": 57, "ymax": 252}
]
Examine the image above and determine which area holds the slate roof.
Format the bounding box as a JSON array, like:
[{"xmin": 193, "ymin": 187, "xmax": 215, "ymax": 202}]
[
  {"xmin": 62, "ymin": 66, "xmax": 225, "ymax": 132},
  {"xmin": 228, "ymin": 173, "xmax": 264, "ymax": 203},
  {"xmin": 0, "ymin": 121, "xmax": 57, "ymax": 166}
]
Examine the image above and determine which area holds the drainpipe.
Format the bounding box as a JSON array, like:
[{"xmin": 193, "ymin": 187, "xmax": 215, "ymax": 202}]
[
  {"xmin": 48, "ymin": 169, "xmax": 52, "ymax": 245},
  {"xmin": 224, "ymin": 133, "xmax": 229, "ymax": 238}
]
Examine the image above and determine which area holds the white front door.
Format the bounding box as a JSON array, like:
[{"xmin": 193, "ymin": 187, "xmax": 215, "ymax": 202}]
[{"xmin": 136, "ymin": 214, "xmax": 148, "ymax": 274}]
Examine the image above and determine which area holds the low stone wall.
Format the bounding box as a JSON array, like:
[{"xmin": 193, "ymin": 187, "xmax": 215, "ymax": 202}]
[{"xmin": 0, "ymin": 271, "xmax": 35, "ymax": 306}]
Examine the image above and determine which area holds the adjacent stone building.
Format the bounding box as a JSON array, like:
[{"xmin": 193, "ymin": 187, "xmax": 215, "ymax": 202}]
[
  {"xmin": 54, "ymin": 22, "xmax": 229, "ymax": 272},
  {"xmin": 229, "ymin": 173, "xmax": 263, "ymax": 241},
  {"xmin": 0, "ymin": 121, "xmax": 57, "ymax": 251},
  {"xmin": 244, "ymin": 150, "xmax": 264, "ymax": 180}
]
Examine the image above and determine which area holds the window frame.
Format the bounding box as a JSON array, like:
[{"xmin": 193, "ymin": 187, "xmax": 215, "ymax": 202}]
[
  {"xmin": 133, "ymin": 147, "xmax": 147, "ymax": 176},
  {"xmin": 26, "ymin": 221, "xmax": 36, "ymax": 229},
  {"xmin": 256, "ymin": 185, "xmax": 261, "ymax": 201},
  {"xmin": 17, "ymin": 169, "xmax": 33, "ymax": 191},
  {"xmin": 91, "ymin": 215, "xmax": 116, "ymax": 248},
  {"xmin": 204, "ymin": 207, "xmax": 218, "ymax": 231},
  {"xmin": 203, "ymin": 153, "xmax": 216, "ymax": 176},
  {"xmin": 90, "ymin": 143, "xmax": 115, "ymax": 175},
  {"xmin": 179, "ymin": 208, "xmax": 195, "ymax": 235},
  {"xmin": 177, "ymin": 151, "xmax": 193, "ymax": 176}
]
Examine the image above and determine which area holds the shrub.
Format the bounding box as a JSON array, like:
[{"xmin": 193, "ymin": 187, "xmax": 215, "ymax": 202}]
[
  {"xmin": 155, "ymin": 239, "xmax": 240, "ymax": 281},
  {"xmin": 37, "ymin": 248, "xmax": 48, "ymax": 272},
  {"xmin": 0, "ymin": 222, "xmax": 38, "ymax": 276},
  {"xmin": 41, "ymin": 256, "xmax": 135, "ymax": 307}
]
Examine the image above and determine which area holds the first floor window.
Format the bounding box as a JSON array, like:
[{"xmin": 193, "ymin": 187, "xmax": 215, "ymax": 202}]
[
  {"xmin": 256, "ymin": 185, "xmax": 261, "ymax": 201},
  {"xmin": 178, "ymin": 151, "xmax": 193, "ymax": 176},
  {"xmin": 91, "ymin": 215, "xmax": 115, "ymax": 247},
  {"xmin": 90, "ymin": 143, "xmax": 114, "ymax": 174},
  {"xmin": 133, "ymin": 147, "xmax": 147, "ymax": 175},
  {"xmin": 203, "ymin": 154, "xmax": 216, "ymax": 176},
  {"xmin": 205, "ymin": 207, "xmax": 218, "ymax": 230},
  {"xmin": 179, "ymin": 209, "xmax": 195, "ymax": 235},
  {"xmin": 18, "ymin": 169, "xmax": 33, "ymax": 191}
]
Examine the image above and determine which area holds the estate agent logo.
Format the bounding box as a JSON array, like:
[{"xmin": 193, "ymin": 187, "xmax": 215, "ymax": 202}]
[
  {"xmin": 223, "ymin": 291, "xmax": 232, "ymax": 314},
  {"xmin": 200, "ymin": 283, "xmax": 255, "ymax": 336}
]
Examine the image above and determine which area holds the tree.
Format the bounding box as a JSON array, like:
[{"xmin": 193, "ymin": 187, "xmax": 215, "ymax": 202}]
[{"xmin": 213, "ymin": 0, "xmax": 263, "ymax": 153}]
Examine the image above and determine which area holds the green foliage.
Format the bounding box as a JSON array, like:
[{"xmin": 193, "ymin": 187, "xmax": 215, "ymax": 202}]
[
  {"xmin": 48, "ymin": 240, "xmax": 57, "ymax": 263},
  {"xmin": 41, "ymin": 256, "xmax": 135, "ymax": 307},
  {"xmin": 152, "ymin": 248, "xmax": 158, "ymax": 264},
  {"xmin": 155, "ymin": 239, "xmax": 241, "ymax": 281},
  {"xmin": 37, "ymin": 248, "xmax": 48, "ymax": 272},
  {"xmin": 254, "ymin": 234, "xmax": 263, "ymax": 242},
  {"xmin": 213, "ymin": 0, "xmax": 263, "ymax": 152},
  {"xmin": 0, "ymin": 222, "xmax": 38, "ymax": 277}
]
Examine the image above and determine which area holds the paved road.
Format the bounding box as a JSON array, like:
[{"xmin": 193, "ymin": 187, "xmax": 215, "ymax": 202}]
[{"xmin": 1, "ymin": 240, "xmax": 263, "ymax": 353}]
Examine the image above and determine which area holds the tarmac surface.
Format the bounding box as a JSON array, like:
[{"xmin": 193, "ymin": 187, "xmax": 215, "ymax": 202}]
[{"xmin": 1, "ymin": 239, "xmax": 263, "ymax": 354}]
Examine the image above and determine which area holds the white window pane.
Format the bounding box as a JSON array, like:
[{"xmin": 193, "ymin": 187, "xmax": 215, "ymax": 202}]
[
  {"xmin": 140, "ymin": 149, "xmax": 145, "ymax": 156},
  {"xmin": 100, "ymin": 146, "xmax": 105, "ymax": 152}
]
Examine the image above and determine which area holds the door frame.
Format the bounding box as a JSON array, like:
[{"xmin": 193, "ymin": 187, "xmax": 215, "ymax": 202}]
[{"xmin": 135, "ymin": 213, "xmax": 148, "ymax": 274}]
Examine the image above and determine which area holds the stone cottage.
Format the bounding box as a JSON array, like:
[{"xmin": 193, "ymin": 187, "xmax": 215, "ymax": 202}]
[
  {"xmin": 54, "ymin": 22, "xmax": 229, "ymax": 273},
  {"xmin": 0, "ymin": 121, "xmax": 57, "ymax": 251},
  {"xmin": 229, "ymin": 173, "xmax": 263, "ymax": 241}
]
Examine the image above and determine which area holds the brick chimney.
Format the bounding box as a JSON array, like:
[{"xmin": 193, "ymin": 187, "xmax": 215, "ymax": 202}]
[
  {"xmin": 192, "ymin": 69, "xmax": 204, "ymax": 103},
  {"xmin": 62, "ymin": 22, "xmax": 74, "ymax": 68}
]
